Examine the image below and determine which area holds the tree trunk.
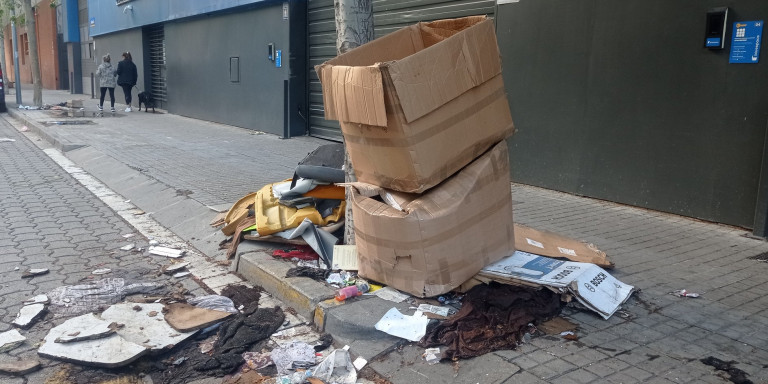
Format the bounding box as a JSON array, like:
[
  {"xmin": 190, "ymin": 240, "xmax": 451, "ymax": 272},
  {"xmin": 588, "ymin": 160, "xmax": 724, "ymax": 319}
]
[
  {"xmin": 21, "ymin": 0, "xmax": 41, "ymax": 106},
  {"xmin": 334, "ymin": 0, "xmax": 373, "ymax": 245},
  {"xmin": 0, "ymin": 28, "xmax": 8, "ymax": 95}
]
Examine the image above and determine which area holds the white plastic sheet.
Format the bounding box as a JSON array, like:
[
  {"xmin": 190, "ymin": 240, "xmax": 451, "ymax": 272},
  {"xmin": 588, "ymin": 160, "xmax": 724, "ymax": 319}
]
[
  {"xmin": 374, "ymin": 308, "xmax": 429, "ymax": 342},
  {"xmin": 187, "ymin": 295, "xmax": 239, "ymax": 314},
  {"xmin": 311, "ymin": 348, "xmax": 357, "ymax": 384}
]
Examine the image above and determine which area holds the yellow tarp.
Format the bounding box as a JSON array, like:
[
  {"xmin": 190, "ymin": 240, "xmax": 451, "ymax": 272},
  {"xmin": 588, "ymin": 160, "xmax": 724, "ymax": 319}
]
[{"xmin": 245, "ymin": 181, "xmax": 345, "ymax": 236}]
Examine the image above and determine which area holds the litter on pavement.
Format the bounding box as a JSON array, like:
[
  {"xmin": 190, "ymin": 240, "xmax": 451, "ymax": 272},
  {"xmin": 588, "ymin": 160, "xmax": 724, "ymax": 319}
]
[
  {"xmin": 273, "ymin": 245, "xmax": 320, "ymax": 261},
  {"xmin": 220, "ymin": 144, "xmax": 346, "ymax": 263},
  {"xmin": 52, "ymin": 313, "xmax": 118, "ymax": 343},
  {"xmin": 193, "ymin": 306, "xmax": 285, "ymax": 376},
  {"xmin": 23, "ymin": 294, "xmax": 49, "ymax": 306},
  {"xmin": 100, "ymin": 303, "xmax": 197, "ymax": 351},
  {"xmin": 374, "ymin": 307, "xmax": 430, "ymax": 342},
  {"xmin": 242, "ymin": 351, "xmax": 273, "ymax": 370},
  {"xmin": 478, "ymin": 251, "xmax": 634, "ymax": 319},
  {"xmin": 331, "ymin": 245, "xmax": 358, "ymax": 270},
  {"xmin": 162, "ymin": 261, "xmax": 190, "ymax": 274},
  {"xmin": 420, "ymin": 283, "xmax": 562, "ymax": 360},
  {"xmin": 188, "ymin": 295, "xmax": 239, "ymax": 313},
  {"xmin": 38, "ymin": 313, "xmax": 148, "ymax": 368},
  {"xmin": 352, "ymin": 356, "xmax": 367, "ymax": 370},
  {"xmin": 670, "ymin": 289, "xmax": 701, "ymax": 298},
  {"xmin": 46, "ymin": 278, "xmax": 165, "ymax": 316},
  {"xmin": 12, "ymin": 303, "xmax": 46, "ymax": 329},
  {"xmin": 0, "ymin": 329, "xmax": 26, "ymax": 352},
  {"xmin": 0, "ymin": 359, "xmax": 41, "ymax": 375},
  {"xmin": 538, "ymin": 316, "xmax": 579, "ymax": 335},
  {"xmin": 21, "ymin": 268, "xmax": 49, "ymax": 278},
  {"xmin": 270, "ymin": 341, "xmax": 317, "ymax": 375},
  {"xmin": 164, "ymin": 303, "xmax": 234, "ymax": 332},
  {"xmin": 422, "ymin": 348, "xmax": 441, "ymax": 365},
  {"xmin": 205, "ymin": 15, "xmax": 640, "ymax": 373},
  {"xmin": 311, "ymin": 348, "xmax": 357, "ymax": 384},
  {"xmin": 149, "ymin": 246, "xmax": 186, "ymax": 258},
  {"xmin": 371, "ymin": 286, "xmax": 410, "ymax": 303},
  {"xmin": 272, "ymin": 218, "xmax": 338, "ymax": 268},
  {"xmin": 270, "ymin": 325, "xmax": 319, "ymax": 347},
  {"xmin": 513, "ymin": 224, "xmax": 614, "ymax": 268},
  {"xmin": 285, "ymin": 266, "xmax": 332, "ymax": 281},
  {"xmin": 416, "ymin": 304, "xmax": 453, "ymax": 317}
]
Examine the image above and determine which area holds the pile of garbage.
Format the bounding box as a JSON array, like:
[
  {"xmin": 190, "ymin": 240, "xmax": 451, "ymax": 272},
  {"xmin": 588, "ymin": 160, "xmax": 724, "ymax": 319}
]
[
  {"xmin": 1, "ymin": 277, "xmax": 372, "ymax": 384},
  {"xmin": 218, "ymin": 143, "xmax": 346, "ymax": 265},
  {"xmin": 215, "ymin": 15, "xmax": 638, "ymax": 371}
]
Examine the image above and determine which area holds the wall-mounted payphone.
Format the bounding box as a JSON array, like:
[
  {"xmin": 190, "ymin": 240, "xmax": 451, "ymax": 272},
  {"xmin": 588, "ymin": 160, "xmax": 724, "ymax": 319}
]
[
  {"xmin": 705, "ymin": 7, "xmax": 728, "ymax": 49},
  {"xmin": 267, "ymin": 43, "xmax": 275, "ymax": 61}
]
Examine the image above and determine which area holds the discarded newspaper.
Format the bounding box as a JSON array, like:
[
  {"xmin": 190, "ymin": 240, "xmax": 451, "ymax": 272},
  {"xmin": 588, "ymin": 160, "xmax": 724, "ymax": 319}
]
[{"xmin": 479, "ymin": 251, "xmax": 634, "ymax": 319}]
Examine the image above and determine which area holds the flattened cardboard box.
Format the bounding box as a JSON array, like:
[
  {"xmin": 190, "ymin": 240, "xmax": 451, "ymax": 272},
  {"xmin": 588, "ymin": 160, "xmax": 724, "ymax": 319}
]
[
  {"xmin": 514, "ymin": 224, "xmax": 613, "ymax": 268},
  {"xmin": 351, "ymin": 142, "xmax": 515, "ymax": 297},
  {"xmin": 316, "ymin": 16, "xmax": 514, "ymax": 193}
]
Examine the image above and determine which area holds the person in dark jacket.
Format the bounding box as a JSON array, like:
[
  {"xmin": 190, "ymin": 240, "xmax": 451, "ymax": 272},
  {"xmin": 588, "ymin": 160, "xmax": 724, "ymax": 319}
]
[{"xmin": 115, "ymin": 51, "xmax": 138, "ymax": 112}]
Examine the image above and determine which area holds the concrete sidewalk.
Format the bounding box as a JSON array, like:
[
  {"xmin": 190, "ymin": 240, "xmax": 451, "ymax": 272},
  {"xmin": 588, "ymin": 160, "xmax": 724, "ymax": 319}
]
[{"xmin": 6, "ymin": 87, "xmax": 768, "ymax": 383}]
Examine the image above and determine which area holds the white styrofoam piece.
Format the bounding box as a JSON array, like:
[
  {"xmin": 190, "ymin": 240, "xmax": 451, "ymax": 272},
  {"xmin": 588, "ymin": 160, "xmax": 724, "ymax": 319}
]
[
  {"xmin": 12, "ymin": 303, "xmax": 46, "ymax": 328},
  {"xmin": 38, "ymin": 314, "xmax": 147, "ymax": 368},
  {"xmin": 0, "ymin": 329, "xmax": 26, "ymax": 352},
  {"xmin": 100, "ymin": 303, "xmax": 196, "ymax": 351},
  {"xmin": 148, "ymin": 246, "xmax": 184, "ymax": 258},
  {"xmin": 23, "ymin": 294, "xmax": 49, "ymax": 306},
  {"xmin": 53, "ymin": 313, "xmax": 116, "ymax": 343}
]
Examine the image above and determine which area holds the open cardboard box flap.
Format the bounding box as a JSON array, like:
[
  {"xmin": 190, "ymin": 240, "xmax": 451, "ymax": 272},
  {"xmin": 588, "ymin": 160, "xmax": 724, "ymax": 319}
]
[{"xmin": 316, "ymin": 16, "xmax": 501, "ymax": 126}]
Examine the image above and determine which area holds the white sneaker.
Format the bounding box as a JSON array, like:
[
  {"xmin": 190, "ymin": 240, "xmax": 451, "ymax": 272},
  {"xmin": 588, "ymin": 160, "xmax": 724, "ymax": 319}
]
[
  {"xmin": 98, "ymin": 105, "xmax": 103, "ymax": 111},
  {"xmin": 125, "ymin": 107, "xmax": 132, "ymax": 112}
]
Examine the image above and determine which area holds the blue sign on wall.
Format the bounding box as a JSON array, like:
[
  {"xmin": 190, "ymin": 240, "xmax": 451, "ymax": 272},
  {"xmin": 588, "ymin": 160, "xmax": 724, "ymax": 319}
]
[
  {"xmin": 275, "ymin": 50, "xmax": 282, "ymax": 68},
  {"xmin": 729, "ymin": 21, "xmax": 763, "ymax": 64}
]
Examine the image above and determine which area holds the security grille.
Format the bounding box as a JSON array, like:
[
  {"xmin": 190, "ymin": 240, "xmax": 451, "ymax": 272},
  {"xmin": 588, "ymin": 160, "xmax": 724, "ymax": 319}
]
[{"xmin": 144, "ymin": 25, "xmax": 167, "ymax": 108}]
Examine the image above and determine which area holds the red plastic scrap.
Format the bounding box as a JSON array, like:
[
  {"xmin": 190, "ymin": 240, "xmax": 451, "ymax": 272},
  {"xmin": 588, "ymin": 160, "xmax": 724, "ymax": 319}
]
[{"xmin": 272, "ymin": 245, "xmax": 319, "ymax": 261}]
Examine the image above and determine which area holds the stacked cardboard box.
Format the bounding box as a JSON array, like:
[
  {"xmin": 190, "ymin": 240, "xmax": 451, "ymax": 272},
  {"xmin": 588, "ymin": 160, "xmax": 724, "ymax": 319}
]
[{"xmin": 316, "ymin": 16, "xmax": 516, "ymax": 297}]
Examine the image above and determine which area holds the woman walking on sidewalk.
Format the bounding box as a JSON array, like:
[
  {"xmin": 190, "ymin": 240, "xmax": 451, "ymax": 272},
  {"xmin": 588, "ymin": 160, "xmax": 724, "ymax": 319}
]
[
  {"xmin": 116, "ymin": 51, "xmax": 138, "ymax": 112},
  {"xmin": 96, "ymin": 54, "xmax": 117, "ymax": 113}
]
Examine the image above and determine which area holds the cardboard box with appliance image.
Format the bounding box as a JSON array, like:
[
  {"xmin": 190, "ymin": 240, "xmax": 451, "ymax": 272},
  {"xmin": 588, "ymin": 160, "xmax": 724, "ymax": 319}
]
[
  {"xmin": 315, "ymin": 16, "xmax": 514, "ymax": 193},
  {"xmin": 347, "ymin": 142, "xmax": 515, "ymax": 298}
]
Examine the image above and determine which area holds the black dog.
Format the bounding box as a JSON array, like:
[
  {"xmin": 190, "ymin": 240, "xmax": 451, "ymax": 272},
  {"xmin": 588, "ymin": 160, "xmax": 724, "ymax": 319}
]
[{"xmin": 137, "ymin": 91, "xmax": 155, "ymax": 113}]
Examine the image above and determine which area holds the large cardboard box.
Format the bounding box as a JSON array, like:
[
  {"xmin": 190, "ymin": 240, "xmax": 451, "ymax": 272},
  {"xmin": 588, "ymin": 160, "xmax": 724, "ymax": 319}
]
[
  {"xmin": 351, "ymin": 142, "xmax": 515, "ymax": 297},
  {"xmin": 316, "ymin": 16, "xmax": 514, "ymax": 193}
]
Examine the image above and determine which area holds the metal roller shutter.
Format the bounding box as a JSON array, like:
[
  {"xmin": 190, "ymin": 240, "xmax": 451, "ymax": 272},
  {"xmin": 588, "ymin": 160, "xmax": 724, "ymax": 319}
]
[
  {"xmin": 144, "ymin": 25, "xmax": 167, "ymax": 109},
  {"xmin": 307, "ymin": 0, "xmax": 496, "ymax": 140}
]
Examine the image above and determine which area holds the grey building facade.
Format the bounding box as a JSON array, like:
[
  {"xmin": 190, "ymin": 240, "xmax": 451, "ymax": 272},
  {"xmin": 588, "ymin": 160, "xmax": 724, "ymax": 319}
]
[
  {"xmin": 495, "ymin": 1, "xmax": 768, "ymax": 233},
  {"xmin": 85, "ymin": 0, "xmax": 768, "ymax": 234},
  {"xmin": 88, "ymin": 0, "xmax": 306, "ymax": 137}
]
